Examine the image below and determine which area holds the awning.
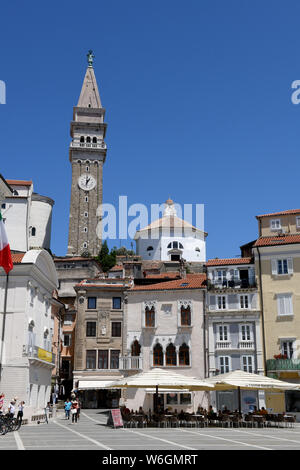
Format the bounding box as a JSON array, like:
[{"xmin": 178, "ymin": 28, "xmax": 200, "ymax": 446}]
[
  {"xmin": 78, "ymin": 380, "xmax": 119, "ymax": 390},
  {"xmin": 145, "ymin": 388, "xmax": 189, "ymax": 394}
]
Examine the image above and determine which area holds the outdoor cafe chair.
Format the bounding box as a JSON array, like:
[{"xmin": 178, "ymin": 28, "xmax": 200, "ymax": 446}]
[{"xmin": 219, "ymin": 414, "xmax": 232, "ymax": 428}]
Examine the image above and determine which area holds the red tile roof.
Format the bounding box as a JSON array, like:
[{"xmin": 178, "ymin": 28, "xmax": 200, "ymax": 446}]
[
  {"xmin": 6, "ymin": 180, "xmax": 32, "ymax": 186},
  {"xmin": 145, "ymin": 272, "xmax": 180, "ymax": 279},
  {"xmin": 256, "ymin": 209, "xmax": 300, "ymax": 219},
  {"xmin": 109, "ymin": 265, "xmax": 123, "ymax": 272},
  {"xmin": 11, "ymin": 253, "xmax": 25, "ymax": 264},
  {"xmin": 206, "ymin": 258, "xmax": 252, "ymax": 266},
  {"xmin": 253, "ymin": 235, "xmax": 300, "ymax": 247},
  {"xmin": 131, "ymin": 274, "xmax": 206, "ymax": 291}
]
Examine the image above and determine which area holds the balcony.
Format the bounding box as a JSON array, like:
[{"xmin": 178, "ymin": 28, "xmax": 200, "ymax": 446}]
[
  {"xmin": 70, "ymin": 142, "xmax": 106, "ymax": 149},
  {"xmin": 238, "ymin": 341, "xmax": 255, "ymax": 350},
  {"xmin": 215, "ymin": 341, "xmax": 232, "ymax": 350},
  {"xmin": 266, "ymin": 358, "xmax": 300, "ymax": 372},
  {"xmin": 23, "ymin": 345, "xmax": 56, "ymax": 367},
  {"xmin": 215, "ymin": 341, "xmax": 255, "ymax": 351},
  {"xmin": 208, "ymin": 279, "xmax": 256, "ymax": 290},
  {"xmin": 119, "ymin": 356, "xmax": 143, "ymax": 370}
]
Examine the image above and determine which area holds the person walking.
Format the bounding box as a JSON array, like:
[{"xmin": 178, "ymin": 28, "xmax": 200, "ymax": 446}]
[
  {"xmin": 8, "ymin": 401, "xmax": 15, "ymax": 418},
  {"xmin": 64, "ymin": 398, "xmax": 72, "ymax": 420},
  {"xmin": 76, "ymin": 398, "xmax": 81, "ymax": 421},
  {"xmin": 0, "ymin": 394, "xmax": 4, "ymax": 414},
  {"xmin": 17, "ymin": 401, "xmax": 25, "ymax": 424},
  {"xmin": 71, "ymin": 399, "xmax": 78, "ymax": 423}
]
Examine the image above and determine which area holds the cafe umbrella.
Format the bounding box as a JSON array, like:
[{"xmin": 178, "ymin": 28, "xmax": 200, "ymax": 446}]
[
  {"xmin": 107, "ymin": 368, "xmax": 214, "ymax": 413},
  {"xmin": 205, "ymin": 369, "xmax": 300, "ymax": 414}
]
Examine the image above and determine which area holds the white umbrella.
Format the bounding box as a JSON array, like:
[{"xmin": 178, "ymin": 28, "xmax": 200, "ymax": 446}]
[
  {"xmin": 205, "ymin": 369, "xmax": 300, "ymax": 413},
  {"xmin": 108, "ymin": 368, "xmax": 214, "ymax": 391}
]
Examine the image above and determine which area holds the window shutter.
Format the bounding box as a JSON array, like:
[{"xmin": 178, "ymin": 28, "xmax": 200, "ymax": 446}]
[
  {"xmin": 228, "ymin": 294, "xmax": 237, "ymax": 310},
  {"xmin": 287, "ymin": 295, "xmax": 293, "ymax": 315},
  {"xmin": 271, "ymin": 259, "xmax": 277, "ymax": 275},
  {"xmin": 277, "ymin": 296, "xmax": 285, "ymax": 315},
  {"xmin": 288, "ymin": 258, "xmax": 293, "ymax": 274},
  {"xmin": 251, "ymin": 294, "xmax": 257, "ymax": 310}
]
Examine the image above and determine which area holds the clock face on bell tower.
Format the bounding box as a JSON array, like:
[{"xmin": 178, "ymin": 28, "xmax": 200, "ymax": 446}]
[{"xmin": 67, "ymin": 56, "xmax": 107, "ymax": 257}]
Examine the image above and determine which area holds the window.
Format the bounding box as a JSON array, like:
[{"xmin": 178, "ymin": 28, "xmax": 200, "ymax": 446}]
[
  {"xmin": 86, "ymin": 321, "xmax": 96, "ymax": 337},
  {"xmin": 153, "ymin": 343, "xmax": 163, "ymax": 366},
  {"xmin": 180, "ymin": 393, "xmax": 191, "ymax": 405},
  {"xmin": 242, "ymin": 356, "xmax": 253, "ymax": 373},
  {"xmin": 63, "ymin": 334, "xmax": 71, "ymax": 347},
  {"xmin": 86, "ymin": 166, "xmax": 89, "ymax": 172},
  {"xmin": 1, "ymin": 203, "xmax": 5, "ymax": 209},
  {"xmin": 180, "ymin": 305, "xmax": 191, "ymax": 326},
  {"xmin": 85, "ymin": 196, "xmax": 88, "ymax": 202},
  {"xmin": 83, "ymin": 242, "xmax": 87, "ymax": 248},
  {"xmin": 84, "ymin": 212, "xmax": 88, "ymax": 217},
  {"xmin": 281, "ymin": 340, "xmax": 294, "ymax": 359},
  {"xmin": 217, "ymin": 270, "xmax": 227, "ymax": 282},
  {"xmin": 179, "ymin": 343, "xmax": 190, "ymax": 366},
  {"xmin": 240, "ymin": 295, "xmax": 249, "ymax": 309},
  {"xmin": 219, "ymin": 356, "xmax": 230, "ymax": 374},
  {"xmin": 271, "ymin": 219, "xmax": 281, "ymax": 230},
  {"xmin": 111, "ymin": 322, "xmax": 121, "ymax": 337},
  {"xmin": 146, "ymin": 246, "xmax": 154, "ymax": 251},
  {"xmin": 167, "ymin": 241, "xmax": 183, "ymax": 249},
  {"xmin": 87, "ymin": 297, "xmax": 97, "ymax": 309},
  {"xmin": 277, "ymin": 259, "xmax": 288, "ymax": 275},
  {"xmin": 145, "ymin": 306, "xmax": 155, "ymax": 327},
  {"xmin": 112, "ymin": 297, "xmax": 121, "ymax": 310},
  {"xmin": 272, "ymin": 258, "xmax": 293, "ymax": 275},
  {"xmin": 80, "ymin": 136, "xmax": 85, "ymax": 143},
  {"xmin": 166, "ymin": 393, "xmax": 178, "ymax": 405},
  {"xmin": 110, "ymin": 350, "xmax": 120, "ymax": 369},
  {"xmin": 98, "ymin": 350, "xmax": 108, "ymax": 369},
  {"xmin": 131, "ymin": 340, "xmax": 141, "ymax": 357},
  {"xmin": 218, "ymin": 325, "xmax": 228, "ymax": 342},
  {"xmin": 84, "ymin": 227, "xmax": 88, "ymax": 233},
  {"xmin": 92, "ymin": 137, "xmax": 97, "ymax": 143},
  {"xmin": 86, "ymin": 136, "xmax": 91, "ymax": 143},
  {"xmin": 241, "ymin": 324, "xmax": 251, "ymax": 341},
  {"xmin": 217, "ymin": 296, "xmax": 226, "ymax": 310},
  {"xmin": 86, "ymin": 350, "xmax": 96, "ymax": 369},
  {"xmin": 166, "ymin": 343, "xmax": 177, "ymax": 366},
  {"xmin": 31, "ymin": 227, "xmax": 36, "ymax": 237},
  {"xmin": 296, "ymin": 217, "xmax": 300, "ymax": 228},
  {"xmin": 64, "ymin": 314, "xmax": 73, "ymax": 325},
  {"xmin": 277, "ymin": 294, "xmax": 293, "ymax": 316}
]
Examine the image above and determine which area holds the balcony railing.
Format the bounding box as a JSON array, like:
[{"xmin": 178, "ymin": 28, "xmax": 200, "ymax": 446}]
[
  {"xmin": 238, "ymin": 341, "xmax": 255, "ymax": 349},
  {"xmin": 23, "ymin": 345, "xmax": 56, "ymax": 366},
  {"xmin": 215, "ymin": 341, "xmax": 255, "ymax": 350},
  {"xmin": 208, "ymin": 279, "xmax": 256, "ymax": 290},
  {"xmin": 119, "ymin": 356, "xmax": 143, "ymax": 370},
  {"xmin": 266, "ymin": 358, "xmax": 300, "ymax": 372},
  {"xmin": 70, "ymin": 142, "xmax": 106, "ymax": 149},
  {"xmin": 215, "ymin": 341, "xmax": 232, "ymax": 349}
]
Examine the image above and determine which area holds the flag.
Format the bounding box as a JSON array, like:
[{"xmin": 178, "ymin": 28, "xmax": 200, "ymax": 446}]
[{"xmin": 0, "ymin": 211, "xmax": 13, "ymax": 274}]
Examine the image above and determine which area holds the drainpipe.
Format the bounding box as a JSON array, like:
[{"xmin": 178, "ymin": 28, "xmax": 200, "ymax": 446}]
[{"xmin": 256, "ymin": 246, "xmax": 267, "ymax": 375}]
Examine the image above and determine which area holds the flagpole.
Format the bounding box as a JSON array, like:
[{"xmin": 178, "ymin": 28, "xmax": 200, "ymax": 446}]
[{"xmin": 0, "ymin": 273, "xmax": 9, "ymax": 383}]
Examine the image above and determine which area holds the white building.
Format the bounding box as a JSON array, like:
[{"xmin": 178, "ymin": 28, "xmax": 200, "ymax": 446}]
[
  {"xmin": 134, "ymin": 199, "xmax": 207, "ymax": 263},
  {"xmin": 122, "ymin": 274, "xmax": 209, "ymax": 413},
  {"xmin": 0, "ymin": 249, "xmax": 58, "ymax": 418},
  {"xmin": 1, "ymin": 180, "xmax": 54, "ymax": 252}
]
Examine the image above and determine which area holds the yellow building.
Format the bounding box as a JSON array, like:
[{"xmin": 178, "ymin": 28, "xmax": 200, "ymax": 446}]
[{"xmin": 253, "ymin": 209, "xmax": 300, "ymax": 415}]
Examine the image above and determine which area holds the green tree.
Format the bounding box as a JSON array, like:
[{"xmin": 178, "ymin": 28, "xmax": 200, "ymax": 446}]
[{"xmin": 97, "ymin": 241, "xmax": 117, "ymax": 272}]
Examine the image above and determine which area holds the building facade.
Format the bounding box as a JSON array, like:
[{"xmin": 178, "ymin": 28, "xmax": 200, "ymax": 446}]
[
  {"xmin": 253, "ymin": 209, "xmax": 300, "ymax": 415},
  {"xmin": 0, "ymin": 250, "xmax": 58, "ymax": 418},
  {"xmin": 73, "ymin": 277, "xmax": 132, "ymax": 408},
  {"xmin": 123, "ymin": 274, "xmax": 209, "ymax": 413},
  {"xmin": 206, "ymin": 258, "xmax": 264, "ymax": 412}
]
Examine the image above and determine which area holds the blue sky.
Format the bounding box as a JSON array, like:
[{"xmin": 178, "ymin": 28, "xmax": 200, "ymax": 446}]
[{"xmin": 1, "ymin": 0, "xmax": 300, "ymax": 258}]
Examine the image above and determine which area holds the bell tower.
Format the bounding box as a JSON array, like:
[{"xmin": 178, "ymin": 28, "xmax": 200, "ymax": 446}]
[{"xmin": 67, "ymin": 51, "xmax": 107, "ymax": 257}]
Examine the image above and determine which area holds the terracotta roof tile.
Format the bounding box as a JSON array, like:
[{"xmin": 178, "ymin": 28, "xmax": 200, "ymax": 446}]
[
  {"xmin": 131, "ymin": 274, "xmax": 206, "ymax": 291},
  {"xmin": 253, "ymin": 235, "xmax": 300, "ymax": 247},
  {"xmin": 6, "ymin": 180, "xmax": 32, "ymax": 186},
  {"xmin": 256, "ymin": 209, "xmax": 300, "ymax": 219},
  {"xmin": 145, "ymin": 272, "xmax": 180, "ymax": 279},
  {"xmin": 206, "ymin": 258, "xmax": 252, "ymax": 266},
  {"xmin": 11, "ymin": 253, "xmax": 25, "ymax": 264}
]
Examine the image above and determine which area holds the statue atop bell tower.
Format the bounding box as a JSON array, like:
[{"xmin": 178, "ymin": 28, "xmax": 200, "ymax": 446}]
[{"xmin": 67, "ymin": 52, "xmax": 107, "ymax": 257}]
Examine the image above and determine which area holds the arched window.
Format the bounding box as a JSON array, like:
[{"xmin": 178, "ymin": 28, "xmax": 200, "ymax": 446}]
[
  {"xmin": 153, "ymin": 343, "xmax": 163, "ymax": 366},
  {"xmin": 31, "ymin": 227, "xmax": 36, "ymax": 237},
  {"xmin": 80, "ymin": 136, "xmax": 85, "ymax": 143},
  {"xmin": 13, "ymin": 190, "xmax": 19, "ymax": 196},
  {"xmin": 86, "ymin": 136, "xmax": 91, "ymax": 143},
  {"xmin": 131, "ymin": 340, "xmax": 141, "ymax": 357},
  {"xmin": 145, "ymin": 306, "xmax": 155, "ymax": 327},
  {"xmin": 179, "ymin": 343, "xmax": 190, "ymax": 366},
  {"xmin": 181, "ymin": 305, "xmax": 191, "ymax": 326},
  {"xmin": 146, "ymin": 246, "xmax": 153, "ymax": 251},
  {"xmin": 166, "ymin": 343, "xmax": 176, "ymax": 366},
  {"xmin": 167, "ymin": 241, "xmax": 183, "ymax": 249},
  {"xmin": 92, "ymin": 137, "xmax": 97, "ymax": 143}
]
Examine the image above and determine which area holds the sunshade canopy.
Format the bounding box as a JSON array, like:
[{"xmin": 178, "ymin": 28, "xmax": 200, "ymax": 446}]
[
  {"xmin": 205, "ymin": 369, "xmax": 300, "ymax": 391},
  {"xmin": 108, "ymin": 368, "xmax": 214, "ymax": 391}
]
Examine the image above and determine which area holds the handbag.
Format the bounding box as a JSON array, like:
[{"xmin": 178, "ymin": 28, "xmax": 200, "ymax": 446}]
[{"xmin": 71, "ymin": 408, "xmax": 77, "ymax": 414}]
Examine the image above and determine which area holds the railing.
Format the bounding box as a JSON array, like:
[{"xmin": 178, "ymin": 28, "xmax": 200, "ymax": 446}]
[
  {"xmin": 23, "ymin": 345, "xmax": 56, "ymax": 365},
  {"xmin": 215, "ymin": 341, "xmax": 232, "ymax": 349},
  {"xmin": 238, "ymin": 341, "xmax": 255, "ymax": 349},
  {"xmin": 70, "ymin": 142, "xmax": 106, "ymax": 149},
  {"xmin": 266, "ymin": 358, "xmax": 300, "ymax": 371},
  {"xmin": 119, "ymin": 356, "xmax": 143, "ymax": 370},
  {"xmin": 208, "ymin": 279, "xmax": 256, "ymax": 290}
]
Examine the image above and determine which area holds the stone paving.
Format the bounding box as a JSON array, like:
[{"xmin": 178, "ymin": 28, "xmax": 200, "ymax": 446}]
[{"xmin": 1, "ymin": 409, "xmax": 300, "ymax": 451}]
